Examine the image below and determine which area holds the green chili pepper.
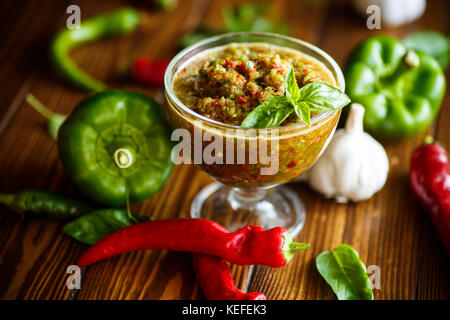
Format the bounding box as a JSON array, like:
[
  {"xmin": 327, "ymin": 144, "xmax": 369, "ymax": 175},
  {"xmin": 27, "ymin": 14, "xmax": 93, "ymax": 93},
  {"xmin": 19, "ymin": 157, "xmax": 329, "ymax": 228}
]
[
  {"xmin": 0, "ymin": 190, "xmax": 96, "ymax": 220},
  {"xmin": 50, "ymin": 7, "xmax": 140, "ymax": 92},
  {"xmin": 57, "ymin": 90, "xmax": 174, "ymax": 207},
  {"xmin": 345, "ymin": 36, "xmax": 446, "ymax": 140}
]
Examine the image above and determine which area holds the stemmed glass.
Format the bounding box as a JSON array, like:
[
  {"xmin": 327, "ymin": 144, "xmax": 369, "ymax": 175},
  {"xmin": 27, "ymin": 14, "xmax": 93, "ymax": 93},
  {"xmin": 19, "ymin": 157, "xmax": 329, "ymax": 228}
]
[{"xmin": 164, "ymin": 33, "xmax": 344, "ymax": 237}]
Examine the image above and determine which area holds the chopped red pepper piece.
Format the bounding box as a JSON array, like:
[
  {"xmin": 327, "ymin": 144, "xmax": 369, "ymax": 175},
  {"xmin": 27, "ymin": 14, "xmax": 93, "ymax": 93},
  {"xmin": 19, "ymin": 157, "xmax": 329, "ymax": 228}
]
[
  {"xmin": 238, "ymin": 96, "xmax": 248, "ymax": 103},
  {"xmin": 287, "ymin": 161, "xmax": 297, "ymax": 168}
]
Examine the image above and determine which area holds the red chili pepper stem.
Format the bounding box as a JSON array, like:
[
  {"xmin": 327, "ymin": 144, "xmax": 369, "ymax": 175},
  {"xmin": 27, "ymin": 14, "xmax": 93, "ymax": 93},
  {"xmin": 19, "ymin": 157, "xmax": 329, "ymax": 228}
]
[{"xmin": 282, "ymin": 233, "xmax": 310, "ymax": 263}]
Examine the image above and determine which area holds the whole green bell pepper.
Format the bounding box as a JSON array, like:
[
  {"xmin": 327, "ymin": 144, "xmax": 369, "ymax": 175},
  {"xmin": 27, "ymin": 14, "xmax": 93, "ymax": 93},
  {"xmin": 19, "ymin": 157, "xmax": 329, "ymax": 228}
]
[
  {"xmin": 58, "ymin": 90, "xmax": 174, "ymax": 206},
  {"xmin": 345, "ymin": 36, "xmax": 446, "ymax": 140}
]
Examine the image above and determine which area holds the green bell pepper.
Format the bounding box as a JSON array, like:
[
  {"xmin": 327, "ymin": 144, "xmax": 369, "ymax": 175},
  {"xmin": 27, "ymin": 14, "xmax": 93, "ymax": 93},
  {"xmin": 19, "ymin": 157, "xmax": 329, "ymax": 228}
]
[
  {"xmin": 345, "ymin": 36, "xmax": 446, "ymax": 140},
  {"xmin": 58, "ymin": 90, "xmax": 174, "ymax": 206}
]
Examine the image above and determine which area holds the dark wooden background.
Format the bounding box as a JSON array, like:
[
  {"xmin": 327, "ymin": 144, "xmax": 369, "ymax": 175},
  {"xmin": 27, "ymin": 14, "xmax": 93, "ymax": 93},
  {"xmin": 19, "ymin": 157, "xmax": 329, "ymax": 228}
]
[{"xmin": 0, "ymin": 0, "xmax": 449, "ymax": 300}]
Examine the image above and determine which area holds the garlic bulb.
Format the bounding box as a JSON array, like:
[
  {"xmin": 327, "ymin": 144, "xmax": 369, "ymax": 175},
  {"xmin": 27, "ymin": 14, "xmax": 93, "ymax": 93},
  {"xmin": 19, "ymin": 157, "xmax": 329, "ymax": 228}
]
[
  {"xmin": 307, "ymin": 104, "xmax": 389, "ymax": 203},
  {"xmin": 352, "ymin": 0, "xmax": 426, "ymax": 27}
]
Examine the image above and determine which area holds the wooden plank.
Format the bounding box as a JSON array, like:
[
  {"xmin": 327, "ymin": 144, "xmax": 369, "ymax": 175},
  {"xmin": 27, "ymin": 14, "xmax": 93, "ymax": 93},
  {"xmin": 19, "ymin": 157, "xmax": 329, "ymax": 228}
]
[{"xmin": 0, "ymin": 0, "xmax": 448, "ymax": 300}]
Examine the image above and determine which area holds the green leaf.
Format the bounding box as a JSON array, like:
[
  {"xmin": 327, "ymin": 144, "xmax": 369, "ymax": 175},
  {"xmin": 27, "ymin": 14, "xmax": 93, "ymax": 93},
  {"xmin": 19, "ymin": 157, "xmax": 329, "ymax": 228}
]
[
  {"xmin": 63, "ymin": 209, "xmax": 150, "ymax": 245},
  {"xmin": 240, "ymin": 74, "xmax": 349, "ymax": 128},
  {"xmin": 298, "ymin": 82, "xmax": 351, "ymax": 112},
  {"xmin": 316, "ymin": 244, "xmax": 374, "ymax": 300},
  {"xmin": 240, "ymin": 96, "xmax": 293, "ymax": 128},
  {"xmin": 293, "ymin": 101, "xmax": 311, "ymax": 126},
  {"xmin": 285, "ymin": 68, "xmax": 301, "ymax": 104},
  {"xmin": 403, "ymin": 31, "xmax": 449, "ymax": 70}
]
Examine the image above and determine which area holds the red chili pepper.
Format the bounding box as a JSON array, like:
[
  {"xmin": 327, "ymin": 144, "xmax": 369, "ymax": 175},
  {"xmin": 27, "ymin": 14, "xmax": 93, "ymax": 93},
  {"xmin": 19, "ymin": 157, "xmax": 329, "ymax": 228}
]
[
  {"xmin": 192, "ymin": 254, "xmax": 266, "ymax": 300},
  {"xmin": 132, "ymin": 57, "xmax": 170, "ymax": 86},
  {"xmin": 76, "ymin": 218, "xmax": 309, "ymax": 267},
  {"xmin": 410, "ymin": 138, "xmax": 450, "ymax": 257}
]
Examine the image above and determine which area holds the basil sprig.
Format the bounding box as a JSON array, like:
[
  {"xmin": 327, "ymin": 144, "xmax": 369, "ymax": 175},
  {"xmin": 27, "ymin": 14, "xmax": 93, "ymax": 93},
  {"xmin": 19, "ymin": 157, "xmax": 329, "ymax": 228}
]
[
  {"xmin": 241, "ymin": 69, "xmax": 350, "ymax": 128},
  {"xmin": 316, "ymin": 244, "xmax": 374, "ymax": 300}
]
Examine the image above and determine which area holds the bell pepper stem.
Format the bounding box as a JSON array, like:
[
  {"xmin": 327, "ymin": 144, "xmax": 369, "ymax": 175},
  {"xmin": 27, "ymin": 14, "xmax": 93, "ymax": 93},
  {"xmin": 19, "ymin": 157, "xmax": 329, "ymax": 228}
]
[
  {"xmin": 26, "ymin": 93, "xmax": 60, "ymax": 120},
  {"xmin": 113, "ymin": 148, "xmax": 134, "ymax": 169},
  {"xmin": 282, "ymin": 233, "xmax": 310, "ymax": 263},
  {"xmin": 404, "ymin": 50, "xmax": 420, "ymax": 68},
  {"xmin": 26, "ymin": 93, "xmax": 67, "ymax": 140}
]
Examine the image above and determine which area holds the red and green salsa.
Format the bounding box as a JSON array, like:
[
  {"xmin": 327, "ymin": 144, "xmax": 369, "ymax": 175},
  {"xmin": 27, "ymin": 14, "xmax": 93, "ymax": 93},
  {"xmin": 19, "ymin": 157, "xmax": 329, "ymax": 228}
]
[
  {"xmin": 169, "ymin": 43, "xmax": 341, "ymax": 187},
  {"xmin": 173, "ymin": 43, "xmax": 336, "ymax": 126}
]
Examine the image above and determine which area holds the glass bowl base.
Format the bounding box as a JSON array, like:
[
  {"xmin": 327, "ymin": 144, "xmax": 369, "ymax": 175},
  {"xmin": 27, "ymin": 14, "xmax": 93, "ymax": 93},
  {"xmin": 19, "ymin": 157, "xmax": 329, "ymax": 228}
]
[{"xmin": 191, "ymin": 182, "xmax": 305, "ymax": 237}]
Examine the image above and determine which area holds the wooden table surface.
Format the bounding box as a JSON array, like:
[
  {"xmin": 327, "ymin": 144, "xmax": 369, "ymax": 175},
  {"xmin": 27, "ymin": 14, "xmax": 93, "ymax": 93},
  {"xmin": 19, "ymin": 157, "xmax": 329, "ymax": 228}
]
[{"xmin": 0, "ymin": 0, "xmax": 449, "ymax": 300}]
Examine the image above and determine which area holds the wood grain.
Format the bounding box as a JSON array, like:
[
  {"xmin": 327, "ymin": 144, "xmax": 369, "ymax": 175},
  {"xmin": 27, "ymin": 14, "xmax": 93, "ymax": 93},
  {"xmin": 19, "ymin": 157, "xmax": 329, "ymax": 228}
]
[{"xmin": 0, "ymin": 0, "xmax": 448, "ymax": 300}]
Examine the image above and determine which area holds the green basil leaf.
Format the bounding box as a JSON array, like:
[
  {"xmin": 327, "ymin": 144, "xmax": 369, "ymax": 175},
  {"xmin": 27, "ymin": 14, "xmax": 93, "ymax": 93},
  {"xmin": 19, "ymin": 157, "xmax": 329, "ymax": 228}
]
[
  {"xmin": 63, "ymin": 209, "xmax": 150, "ymax": 245},
  {"xmin": 293, "ymin": 101, "xmax": 311, "ymax": 126},
  {"xmin": 298, "ymin": 82, "xmax": 350, "ymax": 112},
  {"xmin": 240, "ymin": 96, "xmax": 293, "ymax": 128},
  {"xmin": 285, "ymin": 68, "xmax": 300, "ymax": 104},
  {"xmin": 316, "ymin": 244, "xmax": 374, "ymax": 300},
  {"xmin": 403, "ymin": 31, "xmax": 449, "ymax": 70}
]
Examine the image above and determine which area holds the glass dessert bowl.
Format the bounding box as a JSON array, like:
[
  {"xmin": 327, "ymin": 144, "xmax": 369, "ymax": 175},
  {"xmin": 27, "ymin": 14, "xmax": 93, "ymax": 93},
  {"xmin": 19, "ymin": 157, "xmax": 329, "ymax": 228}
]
[{"xmin": 164, "ymin": 32, "xmax": 344, "ymax": 236}]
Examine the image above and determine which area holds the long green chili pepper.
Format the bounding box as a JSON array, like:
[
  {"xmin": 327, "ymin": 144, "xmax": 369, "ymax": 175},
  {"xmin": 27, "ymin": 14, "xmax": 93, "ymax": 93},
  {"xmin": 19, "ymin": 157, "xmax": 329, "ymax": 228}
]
[
  {"xmin": 50, "ymin": 7, "xmax": 141, "ymax": 91},
  {"xmin": 0, "ymin": 190, "xmax": 96, "ymax": 220}
]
